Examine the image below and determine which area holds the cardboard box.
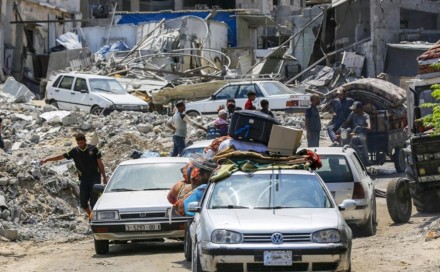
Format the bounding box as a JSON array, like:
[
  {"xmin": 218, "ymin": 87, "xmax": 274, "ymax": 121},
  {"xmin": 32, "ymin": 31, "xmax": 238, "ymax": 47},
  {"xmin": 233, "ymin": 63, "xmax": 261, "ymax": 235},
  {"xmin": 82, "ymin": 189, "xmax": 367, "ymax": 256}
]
[{"xmin": 267, "ymin": 125, "xmax": 303, "ymax": 156}]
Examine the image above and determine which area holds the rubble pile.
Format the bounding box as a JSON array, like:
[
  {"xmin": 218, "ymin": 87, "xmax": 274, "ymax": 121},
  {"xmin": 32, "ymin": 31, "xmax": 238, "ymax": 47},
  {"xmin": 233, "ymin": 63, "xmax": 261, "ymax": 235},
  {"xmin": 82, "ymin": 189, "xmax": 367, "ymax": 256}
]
[{"xmin": 0, "ymin": 88, "xmax": 306, "ymax": 242}]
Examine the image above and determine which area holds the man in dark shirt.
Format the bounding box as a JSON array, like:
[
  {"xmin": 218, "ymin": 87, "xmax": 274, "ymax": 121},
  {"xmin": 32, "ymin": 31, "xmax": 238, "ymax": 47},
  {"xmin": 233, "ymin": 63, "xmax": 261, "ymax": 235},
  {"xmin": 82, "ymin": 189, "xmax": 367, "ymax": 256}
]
[
  {"xmin": 40, "ymin": 133, "xmax": 107, "ymax": 219},
  {"xmin": 327, "ymin": 87, "xmax": 354, "ymax": 146},
  {"xmin": 305, "ymin": 94, "xmax": 321, "ymax": 147},
  {"xmin": 0, "ymin": 117, "xmax": 4, "ymax": 149}
]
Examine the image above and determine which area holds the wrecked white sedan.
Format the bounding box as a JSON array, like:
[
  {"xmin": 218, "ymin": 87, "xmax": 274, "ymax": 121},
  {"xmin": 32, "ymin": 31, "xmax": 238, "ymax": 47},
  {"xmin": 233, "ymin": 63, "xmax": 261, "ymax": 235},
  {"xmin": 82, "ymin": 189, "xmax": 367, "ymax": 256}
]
[
  {"xmin": 90, "ymin": 157, "xmax": 189, "ymax": 254},
  {"xmin": 188, "ymin": 169, "xmax": 354, "ymax": 272},
  {"xmin": 45, "ymin": 72, "xmax": 149, "ymax": 115},
  {"xmin": 184, "ymin": 80, "xmax": 310, "ymax": 116}
]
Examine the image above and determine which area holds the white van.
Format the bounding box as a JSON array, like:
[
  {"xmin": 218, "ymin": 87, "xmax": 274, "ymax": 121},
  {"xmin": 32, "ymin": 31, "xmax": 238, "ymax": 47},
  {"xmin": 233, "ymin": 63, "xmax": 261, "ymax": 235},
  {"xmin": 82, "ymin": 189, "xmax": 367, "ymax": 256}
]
[{"xmin": 45, "ymin": 72, "xmax": 149, "ymax": 115}]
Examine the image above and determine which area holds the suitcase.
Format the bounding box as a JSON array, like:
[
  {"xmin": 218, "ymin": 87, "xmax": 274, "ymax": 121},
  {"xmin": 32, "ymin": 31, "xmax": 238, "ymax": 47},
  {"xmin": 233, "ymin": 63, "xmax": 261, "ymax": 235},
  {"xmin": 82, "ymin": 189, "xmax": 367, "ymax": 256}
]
[{"xmin": 228, "ymin": 110, "xmax": 280, "ymax": 144}]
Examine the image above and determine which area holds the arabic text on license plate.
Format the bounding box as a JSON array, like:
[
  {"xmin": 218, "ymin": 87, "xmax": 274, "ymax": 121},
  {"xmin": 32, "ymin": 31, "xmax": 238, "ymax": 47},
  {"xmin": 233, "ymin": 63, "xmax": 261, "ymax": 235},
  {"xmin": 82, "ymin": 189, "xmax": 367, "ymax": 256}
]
[
  {"xmin": 264, "ymin": 251, "xmax": 292, "ymax": 266},
  {"xmin": 125, "ymin": 224, "xmax": 161, "ymax": 231}
]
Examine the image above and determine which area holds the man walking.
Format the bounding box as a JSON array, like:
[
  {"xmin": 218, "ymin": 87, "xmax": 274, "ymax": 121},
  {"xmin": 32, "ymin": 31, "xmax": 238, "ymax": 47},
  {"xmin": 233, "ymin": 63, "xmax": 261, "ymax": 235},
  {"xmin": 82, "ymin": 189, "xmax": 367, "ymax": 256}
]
[
  {"xmin": 40, "ymin": 133, "xmax": 107, "ymax": 220},
  {"xmin": 305, "ymin": 94, "xmax": 321, "ymax": 147},
  {"xmin": 327, "ymin": 87, "xmax": 354, "ymax": 146},
  {"xmin": 167, "ymin": 101, "xmax": 207, "ymax": 157}
]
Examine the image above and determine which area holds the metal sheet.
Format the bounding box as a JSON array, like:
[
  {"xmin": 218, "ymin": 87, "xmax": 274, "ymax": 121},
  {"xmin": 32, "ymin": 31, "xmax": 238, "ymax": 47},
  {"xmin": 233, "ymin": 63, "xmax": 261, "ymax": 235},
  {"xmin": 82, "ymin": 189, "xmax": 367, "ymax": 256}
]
[{"xmin": 331, "ymin": 0, "xmax": 351, "ymax": 8}]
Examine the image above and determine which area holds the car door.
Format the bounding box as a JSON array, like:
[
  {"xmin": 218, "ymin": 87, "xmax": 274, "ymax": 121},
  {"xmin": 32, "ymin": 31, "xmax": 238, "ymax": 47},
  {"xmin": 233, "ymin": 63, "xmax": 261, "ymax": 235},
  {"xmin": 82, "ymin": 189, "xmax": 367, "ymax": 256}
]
[
  {"xmin": 234, "ymin": 84, "xmax": 262, "ymax": 109},
  {"xmin": 208, "ymin": 85, "xmax": 239, "ymax": 112},
  {"xmin": 316, "ymin": 155, "xmax": 354, "ymax": 204},
  {"xmin": 70, "ymin": 77, "xmax": 92, "ymax": 112},
  {"xmin": 55, "ymin": 75, "xmax": 75, "ymax": 110}
]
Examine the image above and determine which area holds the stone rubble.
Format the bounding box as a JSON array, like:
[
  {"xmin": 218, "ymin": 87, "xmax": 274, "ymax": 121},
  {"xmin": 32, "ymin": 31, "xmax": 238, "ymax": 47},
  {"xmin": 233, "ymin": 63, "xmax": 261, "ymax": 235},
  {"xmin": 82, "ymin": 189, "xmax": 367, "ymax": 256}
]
[{"xmin": 0, "ymin": 85, "xmax": 308, "ymax": 242}]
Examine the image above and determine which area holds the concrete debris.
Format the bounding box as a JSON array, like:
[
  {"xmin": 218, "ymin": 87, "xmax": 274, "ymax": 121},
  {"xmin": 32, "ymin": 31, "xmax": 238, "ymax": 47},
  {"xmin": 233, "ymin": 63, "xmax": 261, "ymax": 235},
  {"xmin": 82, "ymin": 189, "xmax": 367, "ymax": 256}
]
[
  {"xmin": 0, "ymin": 81, "xmax": 312, "ymax": 242},
  {"xmin": 1, "ymin": 77, "xmax": 35, "ymax": 103}
]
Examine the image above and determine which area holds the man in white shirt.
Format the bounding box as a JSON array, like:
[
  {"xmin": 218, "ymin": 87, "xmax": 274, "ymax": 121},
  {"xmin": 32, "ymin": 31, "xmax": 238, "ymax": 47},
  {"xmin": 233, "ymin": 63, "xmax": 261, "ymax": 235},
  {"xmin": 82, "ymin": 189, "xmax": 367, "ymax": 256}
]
[{"xmin": 167, "ymin": 101, "xmax": 207, "ymax": 157}]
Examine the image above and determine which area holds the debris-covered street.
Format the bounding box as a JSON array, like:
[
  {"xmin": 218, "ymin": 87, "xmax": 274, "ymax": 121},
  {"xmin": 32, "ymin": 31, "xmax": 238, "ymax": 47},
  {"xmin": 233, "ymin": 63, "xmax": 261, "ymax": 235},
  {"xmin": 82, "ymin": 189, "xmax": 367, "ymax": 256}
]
[{"xmin": 2, "ymin": 0, "xmax": 440, "ymax": 271}]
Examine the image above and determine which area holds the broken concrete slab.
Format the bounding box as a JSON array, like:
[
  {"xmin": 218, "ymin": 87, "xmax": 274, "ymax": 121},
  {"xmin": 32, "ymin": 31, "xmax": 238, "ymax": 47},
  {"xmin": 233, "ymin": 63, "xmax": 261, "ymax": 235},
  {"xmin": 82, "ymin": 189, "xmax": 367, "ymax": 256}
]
[
  {"xmin": 0, "ymin": 229, "xmax": 18, "ymax": 241},
  {"xmin": 0, "ymin": 77, "xmax": 36, "ymax": 103}
]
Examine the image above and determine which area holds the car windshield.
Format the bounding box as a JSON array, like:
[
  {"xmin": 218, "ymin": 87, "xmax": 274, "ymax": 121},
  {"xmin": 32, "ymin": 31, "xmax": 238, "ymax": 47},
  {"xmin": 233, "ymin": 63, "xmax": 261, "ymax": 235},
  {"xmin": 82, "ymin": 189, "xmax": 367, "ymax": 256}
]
[
  {"xmin": 208, "ymin": 173, "xmax": 333, "ymax": 209},
  {"xmin": 316, "ymin": 155, "xmax": 354, "ymax": 183},
  {"xmin": 105, "ymin": 162, "xmax": 186, "ymax": 192},
  {"xmin": 181, "ymin": 147, "xmax": 205, "ymax": 158},
  {"xmin": 89, "ymin": 79, "xmax": 127, "ymax": 94},
  {"xmin": 261, "ymin": 81, "xmax": 296, "ymax": 96}
]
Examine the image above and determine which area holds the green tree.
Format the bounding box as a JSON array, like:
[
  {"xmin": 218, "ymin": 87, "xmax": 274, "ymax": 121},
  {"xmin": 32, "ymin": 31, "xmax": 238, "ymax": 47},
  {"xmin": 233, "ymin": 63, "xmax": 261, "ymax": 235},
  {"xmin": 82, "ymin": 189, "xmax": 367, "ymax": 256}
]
[{"xmin": 421, "ymin": 84, "xmax": 440, "ymax": 134}]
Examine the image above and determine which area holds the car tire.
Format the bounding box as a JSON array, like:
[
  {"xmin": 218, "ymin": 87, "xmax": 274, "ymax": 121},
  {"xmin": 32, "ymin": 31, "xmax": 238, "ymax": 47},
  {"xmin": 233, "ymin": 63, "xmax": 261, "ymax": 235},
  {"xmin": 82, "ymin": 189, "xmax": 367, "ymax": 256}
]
[
  {"xmin": 412, "ymin": 186, "xmax": 440, "ymax": 213},
  {"xmin": 186, "ymin": 110, "xmax": 200, "ymax": 118},
  {"xmin": 94, "ymin": 238, "xmax": 109, "ymax": 254},
  {"xmin": 393, "ymin": 148, "xmax": 406, "ymax": 173},
  {"xmin": 386, "ymin": 178, "xmax": 412, "ymax": 223},
  {"xmin": 184, "ymin": 223, "xmax": 192, "ymax": 262},
  {"xmin": 359, "ymin": 196, "xmax": 377, "ymax": 236},
  {"xmin": 91, "ymin": 106, "xmax": 103, "ymax": 115},
  {"xmin": 191, "ymin": 240, "xmax": 203, "ymax": 272},
  {"xmin": 49, "ymin": 100, "xmax": 58, "ymax": 109}
]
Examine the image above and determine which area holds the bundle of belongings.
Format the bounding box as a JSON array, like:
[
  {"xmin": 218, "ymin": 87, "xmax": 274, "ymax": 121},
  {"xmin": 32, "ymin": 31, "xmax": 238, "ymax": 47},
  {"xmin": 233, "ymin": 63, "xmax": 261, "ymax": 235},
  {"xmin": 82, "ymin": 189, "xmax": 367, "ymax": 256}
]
[
  {"xmin": 417, "ymin": 40, "xmax": 440, "ymax": 76},
  {"xmin": 167, "ymin": 110, "xmax": 320, "ymax": 216},
  {"xmin": 167, "ymin": 156, "xmax": 217, "ymax": 216}
]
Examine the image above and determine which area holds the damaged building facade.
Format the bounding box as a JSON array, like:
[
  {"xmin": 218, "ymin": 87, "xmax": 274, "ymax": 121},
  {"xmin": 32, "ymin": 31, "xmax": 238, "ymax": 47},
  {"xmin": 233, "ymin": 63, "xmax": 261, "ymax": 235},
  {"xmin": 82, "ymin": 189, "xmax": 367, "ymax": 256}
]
[{"xmin": 1, "ymin": 0, "xmax": 440, "ymax": 94}]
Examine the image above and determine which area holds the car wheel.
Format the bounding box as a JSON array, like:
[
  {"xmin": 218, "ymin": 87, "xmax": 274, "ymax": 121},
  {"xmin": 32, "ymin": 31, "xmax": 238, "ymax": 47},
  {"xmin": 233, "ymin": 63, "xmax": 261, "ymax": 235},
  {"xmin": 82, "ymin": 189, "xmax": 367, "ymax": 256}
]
[
  {"xmin": 49, "ymin": 100, "xmax": 58, "ymax": 109},
  {"xmin": 186, "ymin": 110, "xmax": 200, "ymax": 118},
  {"xmin": 184, "ymin": 223, "xmax": 192, "ymax": 262},
  {"xmin": 359, "ymin": 196, "xmax": 377, "ymax": 236},
  {"xmin": 94, "ymin": 238, "xmax": 109, "ymax": 254},
  {"xmin": 91, "ymin": 106, "xmax": 103, "ymax": 115},
  {"xmin": 393, "ymin": 148, "xmax": 406, "ymax": 173},
  {"xmin": 386, "ymin": 178, "xmax": 412, "ymax": 223},
  {"xmin": 191, "ymin": 240, "xmax": 202, "ymax": 272}
]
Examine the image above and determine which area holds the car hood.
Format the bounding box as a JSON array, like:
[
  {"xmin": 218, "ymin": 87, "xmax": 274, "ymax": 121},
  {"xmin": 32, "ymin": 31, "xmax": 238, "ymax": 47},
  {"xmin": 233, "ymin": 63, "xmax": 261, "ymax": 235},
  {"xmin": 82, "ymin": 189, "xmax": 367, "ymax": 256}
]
[
  {"xmin": 95, "ymin": 92, "xmax": 148, "ymax": 105},
  {"xmin": 206, "ymin": 208, "xmax": 340, "ymax": 231},
  {"xmin": 96, "ymin": 191, "xmax": 170, "ymax": 210}
]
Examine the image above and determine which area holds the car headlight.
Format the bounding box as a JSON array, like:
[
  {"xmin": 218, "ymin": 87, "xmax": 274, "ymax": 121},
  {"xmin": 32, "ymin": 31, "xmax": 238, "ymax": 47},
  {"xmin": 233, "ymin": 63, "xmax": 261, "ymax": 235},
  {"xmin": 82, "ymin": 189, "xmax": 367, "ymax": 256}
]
[
  {"xmin": 419, "ymin": 168, "xmax": 426, "ymax": 176},
  {"xmin": 312, "ymin": 229, "xmax": 341, "ymax": 243},
  {"xmin": 96, "ymin": 211, "xmax": 119, "ymax": 220},
  {"xmin": 211, "ymin": 230, "xmax": 242, "ymax": 244}
]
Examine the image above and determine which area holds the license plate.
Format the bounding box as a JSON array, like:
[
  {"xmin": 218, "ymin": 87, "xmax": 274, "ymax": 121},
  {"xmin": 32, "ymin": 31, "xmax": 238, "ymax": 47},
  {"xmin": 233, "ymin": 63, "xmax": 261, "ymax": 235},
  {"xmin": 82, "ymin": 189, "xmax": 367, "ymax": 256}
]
[
  {"xmin": 125, "ymin": 224, "xmax": 161, "ymax": 231},
  {"xmin": 264, "ymin": 251, "xmax": 292, "ymax": 266}
]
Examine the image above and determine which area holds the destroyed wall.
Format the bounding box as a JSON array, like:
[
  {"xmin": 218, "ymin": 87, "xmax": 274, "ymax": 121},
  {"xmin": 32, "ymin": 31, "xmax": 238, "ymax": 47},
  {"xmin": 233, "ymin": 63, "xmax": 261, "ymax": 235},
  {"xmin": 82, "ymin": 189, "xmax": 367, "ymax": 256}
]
[
  {"xmin": 370, "ymin": 0, "xmax": 440, "ymax": 77},
  {"xmin": 235, "ymin": 0, "xmax": 272, "ymax": 14},
  {"xmin": 290, "ymin": 6, "xmax": 323, "ymax": 71}
]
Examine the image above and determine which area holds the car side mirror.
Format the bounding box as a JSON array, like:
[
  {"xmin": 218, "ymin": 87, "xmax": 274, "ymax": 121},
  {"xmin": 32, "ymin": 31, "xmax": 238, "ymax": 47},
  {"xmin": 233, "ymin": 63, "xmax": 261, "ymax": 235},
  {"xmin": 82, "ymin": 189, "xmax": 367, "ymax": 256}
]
[
  {"xmin": 367, "ymin": 167, "xmax": 377, "ymax": 176},
  {"xmin": 93, "ymin": 184, "xmax": 105, "ymax": 193},
  {"xmin": 338, "ymin": 199, "xmax": 356, "ymax": 211},
  {"xmin": 187, "ymin": 201, "xmax": 201, "ymax": 213},
  {"xmin": 210, "ymin": 94, "xmax": 216, "ymax": 100}
]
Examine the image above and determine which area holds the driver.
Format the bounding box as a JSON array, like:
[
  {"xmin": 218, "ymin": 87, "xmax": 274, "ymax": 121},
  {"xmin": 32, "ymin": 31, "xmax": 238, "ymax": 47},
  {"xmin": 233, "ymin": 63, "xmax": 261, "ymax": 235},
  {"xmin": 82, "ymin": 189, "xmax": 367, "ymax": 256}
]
[{"xmin": 340, "ymin": 101, "xmax": 372, "ymax": 165}]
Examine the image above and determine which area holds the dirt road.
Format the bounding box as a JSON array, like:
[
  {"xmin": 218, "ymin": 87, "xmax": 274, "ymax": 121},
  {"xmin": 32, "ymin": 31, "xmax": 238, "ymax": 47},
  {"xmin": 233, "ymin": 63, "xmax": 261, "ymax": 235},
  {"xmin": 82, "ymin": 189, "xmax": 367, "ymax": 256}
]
[{"xmin": 1, "ymin": 163, "xmax": 440, "ymax": 272}]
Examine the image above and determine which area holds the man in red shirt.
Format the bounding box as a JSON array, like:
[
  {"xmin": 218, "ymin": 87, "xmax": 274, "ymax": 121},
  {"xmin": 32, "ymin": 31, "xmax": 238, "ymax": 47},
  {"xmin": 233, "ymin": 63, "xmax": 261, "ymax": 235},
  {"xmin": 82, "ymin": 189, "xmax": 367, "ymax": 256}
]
[{"xmin": 245, "ymin": 90, "xmax": 256, "ymax": 110}]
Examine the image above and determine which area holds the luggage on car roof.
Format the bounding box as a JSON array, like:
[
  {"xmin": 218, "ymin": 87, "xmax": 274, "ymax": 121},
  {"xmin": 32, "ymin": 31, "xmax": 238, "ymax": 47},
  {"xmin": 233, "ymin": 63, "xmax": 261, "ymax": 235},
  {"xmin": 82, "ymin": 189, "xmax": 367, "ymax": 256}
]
[{"xmin": 228, "ymin": 110, "xmax": 280, "ymax": 145}]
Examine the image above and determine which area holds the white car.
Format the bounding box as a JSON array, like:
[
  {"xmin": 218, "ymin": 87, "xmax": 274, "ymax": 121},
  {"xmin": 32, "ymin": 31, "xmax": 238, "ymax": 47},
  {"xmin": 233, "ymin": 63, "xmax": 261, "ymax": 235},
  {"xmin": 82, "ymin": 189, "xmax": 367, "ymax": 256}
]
[
  {"xmin": 314, "ymin": 147, "xmax": 377, "ymax": 236},
  {"xmin": 45, "ymin": 72, "xmax": 149, "ymax": 115},
  {"xmin": 188, "ymin": 168, "xmax": 354, "ymax": 272},
  {"xmin": 181, "ymin": 140, "xmax": 213, "ymax": 158},
  {"xmin": 184, "ymin": 80, "xmax": 310, "ymax": 116},
  {"xmin": 90, "ymin": 157, "xmax": 189, "ymax": 254}
]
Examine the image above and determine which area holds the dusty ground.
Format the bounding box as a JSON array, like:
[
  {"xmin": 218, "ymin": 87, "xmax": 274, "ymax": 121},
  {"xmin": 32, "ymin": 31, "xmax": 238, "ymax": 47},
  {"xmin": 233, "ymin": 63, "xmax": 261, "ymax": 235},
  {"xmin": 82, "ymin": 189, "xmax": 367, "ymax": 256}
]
[{"xmin": 1, "ymin": 164, "xmax": 440, "ymax": 272}]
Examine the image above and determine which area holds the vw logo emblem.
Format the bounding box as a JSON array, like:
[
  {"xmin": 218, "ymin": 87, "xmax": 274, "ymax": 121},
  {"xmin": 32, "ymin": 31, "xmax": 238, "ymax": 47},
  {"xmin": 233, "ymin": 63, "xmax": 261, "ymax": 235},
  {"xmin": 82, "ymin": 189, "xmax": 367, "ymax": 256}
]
[
  {"xmin": 271, "ymin": 233, "xmax": 283, "ymax": 244},
  {"xmin": 139, "ymin": 213, "xmax": 147, "ymax": 218}
]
